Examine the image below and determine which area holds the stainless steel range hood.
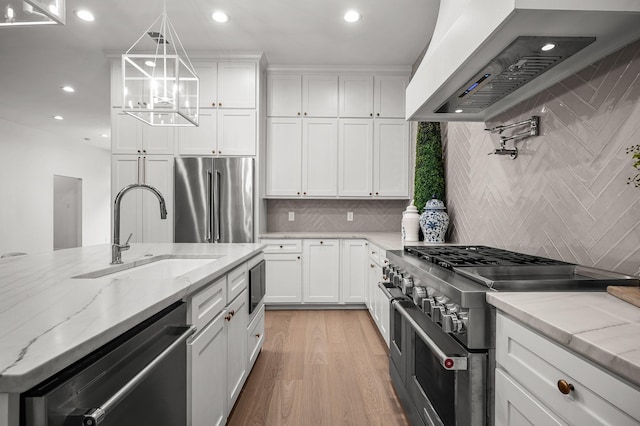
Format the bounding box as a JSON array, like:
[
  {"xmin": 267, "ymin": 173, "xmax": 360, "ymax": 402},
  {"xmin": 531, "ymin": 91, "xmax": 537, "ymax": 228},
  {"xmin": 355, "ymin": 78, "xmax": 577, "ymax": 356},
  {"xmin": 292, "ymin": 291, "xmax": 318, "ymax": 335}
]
[{"xmin": 406, "ymin": 0, "xmax": 640, "ymax": 122}]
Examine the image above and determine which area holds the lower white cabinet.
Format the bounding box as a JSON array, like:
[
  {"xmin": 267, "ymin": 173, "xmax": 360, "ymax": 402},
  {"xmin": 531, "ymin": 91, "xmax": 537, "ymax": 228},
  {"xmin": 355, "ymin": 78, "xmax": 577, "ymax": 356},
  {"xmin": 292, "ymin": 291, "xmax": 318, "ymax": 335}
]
[
  {"xmin": 226, "ymin": 288, "xmax": 248, "ymax": 409},
  {"xmin": 341, "ymin": 239, "xmax": 367, "ymax": 303},
  {"xmin": 366, "ymin": 243, "xmax": 389, "ymax": 346},
  {"xmin": 247, "ymin": 305, "xmax": 265, "ymax": 368},
  {"xmin": 264, "ymin": 252, "xmax": 302, "ymax": 303},
  {"xmin": 303, "ymin": 239, "xmax": 340, "ymax": 303},
  {"xmin": 188, "ymin": 313, "xmax": 226, "ymax": 426},
  {"xmin": 495, "ymin": 312, "xmax": 640, "ymax": 426}
]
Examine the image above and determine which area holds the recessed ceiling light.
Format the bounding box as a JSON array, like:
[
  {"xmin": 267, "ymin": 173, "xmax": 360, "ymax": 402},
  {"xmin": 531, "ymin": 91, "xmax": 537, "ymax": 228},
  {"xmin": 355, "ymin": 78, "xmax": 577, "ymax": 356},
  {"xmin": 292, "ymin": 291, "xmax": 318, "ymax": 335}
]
[
  {"xmin": 212, "ymin": 11, "xmax": 229, "ymax": 23},
  {"xmin": 74, "ymin": 9, "xmax": 95, "ymax": 22},
  {"xmin": 61, "ymin": 85, "xmax": 75, "ymax": 93},
  {"xmin": 344, "ymin": 10, "xmax": 361, "ymax": 23},
  {"xmin": 455, "ymin": 109, "xmax": 463, "ymax": 113},
  {"xmin": 53, "ymin": 115, "xmax": 64, "ymax": 120},
  {"xmin": 144, "ymin": 60, "xmax": 156, "ymax": 67},
  {"xmin": 541, "ymin": 43, "xmax": 556, "ymax": 52},
  {"xmin": 101, "ymin": 134, "xmax": 109, "ymax": 138}
]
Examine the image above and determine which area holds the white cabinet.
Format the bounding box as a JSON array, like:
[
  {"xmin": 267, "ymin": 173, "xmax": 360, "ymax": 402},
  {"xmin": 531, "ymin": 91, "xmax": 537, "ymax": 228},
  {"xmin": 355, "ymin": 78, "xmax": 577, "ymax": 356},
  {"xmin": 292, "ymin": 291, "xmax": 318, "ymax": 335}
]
[
  {"xmin": 373, "ymin": 119, "xmax": 410, "ymax": 197},
  {"xmin": 112, "ymin": 112, "xmax": 175, "ymax": 155},
  {"xmin": 267, "ymin": 73, "xmax": 338, "ymax": 117},
  {"xmin": 303, "ymin": 239, "xmax": 340, "ymax": 303},
  {"xmin": 264, "ymin": 253, "xmax": 302, "ymax": 303},
  {"xmin": 338, "ymin": 119, "xmax": 373, "ymax": 196},
  {"xmin": 192, "ymin": 61, "xmax": 256, "ymax": 109},
  {"xmin": 266, "ymin": 118, "xmax": 338, "ymax": 197},
  {"xmin": 341, "ymin": 239, "xmax": 367, "ymax": 303},
  {"xmin": 226, "ymin": 288, "xmax": 248, "ymax": 409},
  {"xmin": 188, "ymin": 313, "xmax": 226, "ymax": 426},
  {"xmin": 374, "ymin": 75, "xmax": 408, "ymax": 118},
  {"xmin": 247, "ymin": 305, "xmax": 265, "ymax": 368},
  {"xmin": 339, "ymin": 75, "xmax": 374, "ymax": 118},
  {"xmin": 111, "ymin": 155, "xmax": 173, "ymax": 243},
  {"xmin": 366, "ymin": 242, "xmax": 389, "ymax": 346},
  {"xmin": 178, "ymin": 109, "xmax": 256, "ymax": 156},
  {"xmin": 495, "ymin": 312, "xmax": 640, "ymax": 426}
]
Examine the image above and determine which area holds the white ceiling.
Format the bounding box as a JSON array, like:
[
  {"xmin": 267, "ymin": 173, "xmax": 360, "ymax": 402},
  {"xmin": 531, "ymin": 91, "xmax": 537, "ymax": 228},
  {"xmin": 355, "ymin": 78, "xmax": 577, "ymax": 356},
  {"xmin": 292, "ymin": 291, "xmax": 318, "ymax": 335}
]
[{"xmin": 0, "ymin": 0, "xmax": 439, "ymax": 149}]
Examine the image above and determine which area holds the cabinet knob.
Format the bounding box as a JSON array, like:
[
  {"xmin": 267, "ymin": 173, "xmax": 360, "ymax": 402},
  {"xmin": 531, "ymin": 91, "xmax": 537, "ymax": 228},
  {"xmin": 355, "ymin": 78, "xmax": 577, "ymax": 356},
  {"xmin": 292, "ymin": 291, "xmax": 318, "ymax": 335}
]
[
  {"xmin": 137, "ymin": 150, "xmax": 141, "ymax": 154},
  {"xmin": 303, "ymin": 192, "xmax": 307, "ymax": 195},
  {"xmin": 230, "ymin": 310, "xmax": 235, "ymax": 316},
  {"xmin": 304, "ymin": 112, "xmax": 307, "ymax": 116},
  {"xmin": 219, "ymin": 150, "xmax": 222, "ymax": 154},
  {"xmin": 320, "ymin": 240, "xmax": 323, "ymax": 244},
  {"xmin": 297, "ymin": 192, "xmax": 301, "ymax": 195},
  {"xmin": 370, "ymin": 264, "xmax": 375, "ymax": 268},
  {"xmin": 212, "ymin": 150, "xmax": 215, "ymax": 154},
  {"xmin": 219, "ymin": 102, "xmax": 222, "ymax": 107},
  {"xmin": 211, "ymin": 102, "xmax": 216, "ymax": 107},
  {"xmin": 557, "ymin": 380, "xmax": 574, "ymax": 395},
  {"xmin": 225, "ymin": 314, "xmax": 232, "ymax": 321},
  {"xmin": 375, "ymin": 192, "xmax": 379, "ymax": 195},
  {"xmin": 370, "ymin": 113, "xmax": 373, "ymax": 117},
  {"xmin": 142, "ymin": 149, "xmax": 146, "ymax": 154},
  {"xmin": 376, "ymin": 113, "xmax": 380, "ymax": 117},
  {"xmin": 255, "ymin": 333, "xmax": 261, "ymax": 338},
  {"xmin": 279, "ymin": 245, "xmax": 283, "ymax": 248},
  {"xmin": 369, "ymin": 192, "xmax": 372, "ymax": 196},
  {"xmin": 297, "ymin": 112, "xmax": 301, "ymax": 116},
  {"xmin": 297, "ymin": 256, "xmax": 300, "ymax": 260}
]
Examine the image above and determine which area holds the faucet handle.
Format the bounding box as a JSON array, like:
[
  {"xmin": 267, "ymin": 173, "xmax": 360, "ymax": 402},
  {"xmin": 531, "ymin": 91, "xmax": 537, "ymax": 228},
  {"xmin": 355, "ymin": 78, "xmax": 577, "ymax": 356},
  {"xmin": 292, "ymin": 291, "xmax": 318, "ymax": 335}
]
[{"xmin": 122, "ymin": 233, "xmax": 133, "ymax": 249}]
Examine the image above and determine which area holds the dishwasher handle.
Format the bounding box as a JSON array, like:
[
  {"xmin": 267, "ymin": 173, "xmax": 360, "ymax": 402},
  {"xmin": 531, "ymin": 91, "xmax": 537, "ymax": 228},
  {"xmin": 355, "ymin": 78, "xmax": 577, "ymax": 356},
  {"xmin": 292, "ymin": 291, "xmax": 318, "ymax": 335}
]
[{"xmin": 81, "ymin": 325, "xmax": 196, "ymax": 426}]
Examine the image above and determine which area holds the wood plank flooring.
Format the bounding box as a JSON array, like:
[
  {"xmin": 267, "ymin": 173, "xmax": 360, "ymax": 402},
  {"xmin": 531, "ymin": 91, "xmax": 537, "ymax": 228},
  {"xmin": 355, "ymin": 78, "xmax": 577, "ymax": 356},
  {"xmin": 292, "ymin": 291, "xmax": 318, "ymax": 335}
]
[{"xmin": 227, "ymin": 310, "xmax": 409, "ymax": 426}]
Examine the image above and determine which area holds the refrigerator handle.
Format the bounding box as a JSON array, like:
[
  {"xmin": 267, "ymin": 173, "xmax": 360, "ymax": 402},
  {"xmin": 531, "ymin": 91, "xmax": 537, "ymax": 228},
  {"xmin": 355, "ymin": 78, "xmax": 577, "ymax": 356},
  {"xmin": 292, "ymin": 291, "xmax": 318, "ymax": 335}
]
[
  {"xmin": 206, "ymin": 171, "xmax": 213, "ymax": 243},
  {"xmin": 215, "ymin": 170, "xmax": 221, "ymax": 242}
]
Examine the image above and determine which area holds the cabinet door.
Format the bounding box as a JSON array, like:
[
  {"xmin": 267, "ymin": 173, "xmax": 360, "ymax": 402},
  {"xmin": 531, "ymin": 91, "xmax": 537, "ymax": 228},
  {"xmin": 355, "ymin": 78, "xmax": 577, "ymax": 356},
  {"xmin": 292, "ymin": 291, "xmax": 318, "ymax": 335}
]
[
  {"xmin": 218, "ymin": 62, "xmax": 256, "ymax": 108},
  {"xmin": 188, "ymin": 313, "xmax": 226, "ymax": 426},
  {"xmin": 373, "ymin": 119, "xmax": 409, "ymax": 197},
  {"xmin": 338, "ymin": 119, "xmax": 373, "ymax": 197},
  {"xmin": 217, "ymin": 109, "xmax": 256, "ymax": 156},
  {"xmin": 264, "ymin": 253, "xmax": 302, "ymax": 303},
  {"xmin": 178, "ymin": 112, "xmax": 217, "ymax": 155},
  {"xmin": 302, "ymin": 118, "xmax": 337, "ymax": 196},
  {"xmin": 110, "ymin": 60, "xmax": 124, "ymax": 107},
  {"xmin": 374, "ymin": 75, "xmax": 408, "ymax": 118},
  {"xmin": 302, "ymin": 75, "xmax": 338, "ymax": 117},
  {"xmin": 341, "ymin": 240, "xmax": 367, "ymax": 303},
  {"xmin": 140, "ymin": 156, "xmax": 173, "ymax": 243},
  {"xmin": 339, "ymin": 75, "xmax": 374, "ymax": 118},
  {"xmin": 267, "ymin": 74, "xmax": 302, "ymax": 117},
  {"xmin": 112, "ymin": 113, "xmax": 141, "ymax": 154},
  {"xmin": 141, "ymin": 122, "xmax": 175, "ymax": 155},
  {"xmin": 193, "ymin": 62, "xmax": 218, "ymax": 108},
  {"xmin": 247, "ymin": 305, "xmax": 265, "ymax": 367},
  {"xmin": 303, "ymin": 239, "xmax": 340, "ymax": 303},
  {"xmin": 226, "ymin": 289, "xmax": 248, "ymax": 410},
  {"xmin": 266, "ymin": 118, "xmax": 302, "ymax": 196},
  {"xmin": 111, "ymin": 156, "xmax": 143, "ymax": 243},
  {"xmin": 378, "ymin": 274, "xmax": 390, "ymax": 346},
  {"xmin": 495, "ymin": 368, "xmax": 566, "ymax": 426}
]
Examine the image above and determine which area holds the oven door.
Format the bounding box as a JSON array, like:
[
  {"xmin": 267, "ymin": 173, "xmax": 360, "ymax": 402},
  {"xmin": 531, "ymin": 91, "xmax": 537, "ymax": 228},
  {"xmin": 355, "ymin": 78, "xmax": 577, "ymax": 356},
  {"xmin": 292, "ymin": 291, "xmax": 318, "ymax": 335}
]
[
  {"xmin": 394, "ymin": 300, "xmax": 487, "ymax": 426},
  {"xmin": 249, "ymin": 260, "xmax": 265, "ymax": 318}
]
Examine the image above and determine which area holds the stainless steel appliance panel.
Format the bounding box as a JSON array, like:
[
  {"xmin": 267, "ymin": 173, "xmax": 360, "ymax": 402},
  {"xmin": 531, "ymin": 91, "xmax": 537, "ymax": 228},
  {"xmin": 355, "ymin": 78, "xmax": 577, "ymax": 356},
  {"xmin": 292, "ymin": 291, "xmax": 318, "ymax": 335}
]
[
  {"xmin": 175, "ymin": 157, "xmax": 254, "ymax": 243},
  {"xmin": 175, "ymin": 157, "xmax": 212, "ymax": 243},
  {"xmin": 249, "ymin": 259, "xmax": 265, "ymax": 317}
]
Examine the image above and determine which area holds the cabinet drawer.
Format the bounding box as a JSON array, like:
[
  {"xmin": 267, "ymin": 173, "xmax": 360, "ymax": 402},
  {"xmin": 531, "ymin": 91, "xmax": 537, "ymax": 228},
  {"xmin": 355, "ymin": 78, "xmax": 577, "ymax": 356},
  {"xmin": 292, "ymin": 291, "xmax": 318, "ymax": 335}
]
[
  {"xmin": 227, "ymin": 263, "xmax": 248, "ymax": 302},
  {"xmin": 496, "ymin": 313, "xmax": 640, "ymax": 425},
  {"xmin": 368, "ymin": 243, "xmax": 385, "ymax": 265},
  {"xmin": 261, "ymin": 239, "xmax": 302, "ymax": 253},
  {"xmin": 188, "ymin": 276, "xmax": 227, "ymax": 331},
  {"xmin": 247, "ymin": 304, "xmax": 265, "ymax": 367}
]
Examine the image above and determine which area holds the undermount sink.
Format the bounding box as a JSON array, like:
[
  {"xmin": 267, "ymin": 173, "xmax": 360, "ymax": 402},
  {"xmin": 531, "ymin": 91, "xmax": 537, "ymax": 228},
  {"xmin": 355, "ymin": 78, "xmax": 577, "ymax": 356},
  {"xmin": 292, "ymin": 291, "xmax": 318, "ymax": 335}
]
[{"xmin": 74, "ymin": 255, "xmax": 221, "ymax": 280}]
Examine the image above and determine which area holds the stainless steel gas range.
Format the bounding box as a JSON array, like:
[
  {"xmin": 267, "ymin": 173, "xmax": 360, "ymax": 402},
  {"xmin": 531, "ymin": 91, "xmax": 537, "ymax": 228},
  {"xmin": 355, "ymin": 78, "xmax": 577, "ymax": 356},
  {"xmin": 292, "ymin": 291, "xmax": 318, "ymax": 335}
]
[{"xmin": 381, "ymin": 245, "xmax": 639, "ymax": 426}]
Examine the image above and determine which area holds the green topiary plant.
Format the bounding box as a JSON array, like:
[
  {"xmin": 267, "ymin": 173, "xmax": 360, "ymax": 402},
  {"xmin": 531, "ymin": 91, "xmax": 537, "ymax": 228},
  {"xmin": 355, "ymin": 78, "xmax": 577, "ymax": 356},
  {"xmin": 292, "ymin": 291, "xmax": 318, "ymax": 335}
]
[{"xmin": 414, "ymin": 122, "xmax": 445, "ymax": 211}]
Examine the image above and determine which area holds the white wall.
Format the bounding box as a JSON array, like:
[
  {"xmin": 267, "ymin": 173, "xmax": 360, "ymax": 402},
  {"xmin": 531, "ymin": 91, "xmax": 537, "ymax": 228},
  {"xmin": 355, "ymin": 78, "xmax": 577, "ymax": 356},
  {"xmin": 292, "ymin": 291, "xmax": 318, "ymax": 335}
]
[{"xmin": 0, "ymin": 118, "xmax": 110, "ymax": 255}]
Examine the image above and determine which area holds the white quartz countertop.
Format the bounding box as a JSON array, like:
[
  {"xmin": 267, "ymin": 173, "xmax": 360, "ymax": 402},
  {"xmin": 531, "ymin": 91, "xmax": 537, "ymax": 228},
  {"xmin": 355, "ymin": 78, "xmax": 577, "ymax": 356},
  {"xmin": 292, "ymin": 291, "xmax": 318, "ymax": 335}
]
[
  {"xmin": 487, "ymin": 292, "xmax": 640, "ymax": 388},
  {"xmin": 260, "ymin": 232, "xmax": 450, "ymax": 252},
  {"xmin": 0, "ymin": 243, "xmax": 264, "ymax": 393}
]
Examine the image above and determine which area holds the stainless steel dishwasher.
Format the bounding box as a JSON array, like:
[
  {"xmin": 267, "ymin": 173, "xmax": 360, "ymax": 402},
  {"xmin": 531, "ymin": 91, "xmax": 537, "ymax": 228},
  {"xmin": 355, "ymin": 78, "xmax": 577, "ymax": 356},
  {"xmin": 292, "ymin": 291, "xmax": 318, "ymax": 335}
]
[{"xmin": 22, "ymin": 301, "xmax": 195, "ymax": 426}]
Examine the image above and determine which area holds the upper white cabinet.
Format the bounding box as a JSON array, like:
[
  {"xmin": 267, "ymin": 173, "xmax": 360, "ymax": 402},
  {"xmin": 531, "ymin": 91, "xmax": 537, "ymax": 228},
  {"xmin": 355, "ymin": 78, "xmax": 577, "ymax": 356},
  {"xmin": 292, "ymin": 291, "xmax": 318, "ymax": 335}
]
[
  {"xmin": 339, "ymin": 75, "xmax": 375, "ymax": 118},
  {"xmin": 178, "ymin": 109, "xmax": 256, "ymax": 156},
  {"xmin": 265, "ymin": 118, "xmax": 338, "ymax": 197},
  {"xmin": 185, "ymin": 61, "xmax": 256, "ymax": 109},
  {"xmin": 267, "ymin": 73, "xmax": 338, "ymax": 117},
  {"xmin": 374, "ymin": 75, "xmax": 408, "ymax": 118},
  {"xmin": 112, "ymin": 112, "xmax": 175, "ymax": 155},
  {"xmin": 373, "ymin": 119, "xmax": 410, "ymax": 197},
  {"xmin": 338, "ymin": 119, "xmax": 373, "ymax": 197}
]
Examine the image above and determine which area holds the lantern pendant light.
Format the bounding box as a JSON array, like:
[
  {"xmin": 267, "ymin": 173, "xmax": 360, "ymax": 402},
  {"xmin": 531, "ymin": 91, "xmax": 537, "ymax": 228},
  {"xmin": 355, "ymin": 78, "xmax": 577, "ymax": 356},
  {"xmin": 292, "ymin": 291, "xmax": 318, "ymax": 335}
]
[{"xmin": 121, "ymin": 2, "xmax": 199, "ymax": 127}]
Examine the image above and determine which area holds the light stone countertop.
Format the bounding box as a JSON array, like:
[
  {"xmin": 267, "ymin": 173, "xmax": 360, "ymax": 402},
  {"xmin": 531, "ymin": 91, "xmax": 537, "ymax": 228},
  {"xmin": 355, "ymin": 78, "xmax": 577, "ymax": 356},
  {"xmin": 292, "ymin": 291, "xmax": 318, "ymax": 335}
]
[
  {"xmin": 487, "ymin": 292, "xmax": 640, "ymax": 388},
  {"xmin": 259, "ymin": 231, "xmax": 452, "ymax": 252},
  {"xmin": 0, "ymin": 242, "xmax": 264, "ymax": 393}
]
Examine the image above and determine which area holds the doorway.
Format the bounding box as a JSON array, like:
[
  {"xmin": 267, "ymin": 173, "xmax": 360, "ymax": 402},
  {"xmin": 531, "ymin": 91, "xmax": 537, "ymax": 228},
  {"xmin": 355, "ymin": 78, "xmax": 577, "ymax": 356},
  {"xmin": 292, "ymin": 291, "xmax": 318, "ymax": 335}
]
[{"xmin": 53, "ymin": 175, "xmax": 82, "ymax": 250}]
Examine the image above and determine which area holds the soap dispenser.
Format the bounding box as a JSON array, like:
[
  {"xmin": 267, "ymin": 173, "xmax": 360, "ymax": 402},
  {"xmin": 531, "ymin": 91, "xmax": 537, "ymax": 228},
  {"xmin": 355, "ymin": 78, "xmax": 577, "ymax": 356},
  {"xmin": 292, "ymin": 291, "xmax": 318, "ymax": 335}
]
[{"xmin": 402, "ymin": 200, "xmax": 420, "ymax": 242}]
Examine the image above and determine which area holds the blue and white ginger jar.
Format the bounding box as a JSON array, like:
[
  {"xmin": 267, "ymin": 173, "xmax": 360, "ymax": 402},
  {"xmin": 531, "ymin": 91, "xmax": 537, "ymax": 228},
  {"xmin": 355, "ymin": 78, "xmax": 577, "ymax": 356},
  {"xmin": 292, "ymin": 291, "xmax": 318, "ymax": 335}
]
[{"xmin": 419, "ymin": 196, "xmax": 449, "ymax": 243}]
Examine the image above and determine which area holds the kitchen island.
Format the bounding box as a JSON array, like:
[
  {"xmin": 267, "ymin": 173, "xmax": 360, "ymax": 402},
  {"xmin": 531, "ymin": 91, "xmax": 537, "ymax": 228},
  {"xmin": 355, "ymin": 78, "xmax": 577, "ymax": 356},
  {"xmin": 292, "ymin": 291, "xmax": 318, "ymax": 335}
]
[{"xmin": 0, "ymin": 242, "xmax": 264, "ymax": 425}]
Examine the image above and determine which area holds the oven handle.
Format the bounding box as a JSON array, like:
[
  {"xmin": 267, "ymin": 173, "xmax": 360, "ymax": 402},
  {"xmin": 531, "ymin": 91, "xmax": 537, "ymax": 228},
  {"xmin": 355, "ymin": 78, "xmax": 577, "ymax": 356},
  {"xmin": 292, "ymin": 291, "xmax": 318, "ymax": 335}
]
[
  {"xmin": 393, "ymin": 301, "xmax": 468, "ymax": 371},
  {"xmin": 80, "ymin": 325, "xmax": 197, "ymax": 425}
]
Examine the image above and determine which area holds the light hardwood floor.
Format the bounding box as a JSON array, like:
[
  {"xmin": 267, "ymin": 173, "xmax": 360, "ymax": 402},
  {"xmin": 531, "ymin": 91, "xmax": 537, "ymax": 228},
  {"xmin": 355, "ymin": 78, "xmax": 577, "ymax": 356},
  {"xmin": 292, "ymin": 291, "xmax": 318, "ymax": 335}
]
[{"xmin": 227, "ymin": 309, "xmax": 409, "ymax": 426}]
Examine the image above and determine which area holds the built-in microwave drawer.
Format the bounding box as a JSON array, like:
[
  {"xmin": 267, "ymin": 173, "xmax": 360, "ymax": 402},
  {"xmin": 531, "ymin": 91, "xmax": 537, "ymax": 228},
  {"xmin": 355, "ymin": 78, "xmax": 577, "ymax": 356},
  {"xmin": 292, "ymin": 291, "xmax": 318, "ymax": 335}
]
[{"xmin": 261, "ymin": 239, "xmax": 302, "ymax": 254}]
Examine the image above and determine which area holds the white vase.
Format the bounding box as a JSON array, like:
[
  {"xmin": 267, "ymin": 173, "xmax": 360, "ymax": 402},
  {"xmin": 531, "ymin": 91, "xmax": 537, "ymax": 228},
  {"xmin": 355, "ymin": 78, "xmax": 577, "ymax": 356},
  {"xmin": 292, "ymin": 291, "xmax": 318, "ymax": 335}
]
[
  {"xmin": 419, "ymin": 196, "xmax": 449, "ymax": 243},
  {"xmin": 401, "ymin": 200, "xmax": 420, "ymax": 242}
]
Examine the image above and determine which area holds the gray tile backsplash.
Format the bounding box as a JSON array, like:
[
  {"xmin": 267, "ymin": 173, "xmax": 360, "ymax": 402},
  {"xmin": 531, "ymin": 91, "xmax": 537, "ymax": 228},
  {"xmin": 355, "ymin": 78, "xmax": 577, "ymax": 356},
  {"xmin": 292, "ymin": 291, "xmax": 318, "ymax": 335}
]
[
  {"xmin": 266, "ymin": 199, "xmax": 408, "ymax": 233},
  {"xmin": 445, "ymin": 38, "xmax": 640, "ymax": 276}
]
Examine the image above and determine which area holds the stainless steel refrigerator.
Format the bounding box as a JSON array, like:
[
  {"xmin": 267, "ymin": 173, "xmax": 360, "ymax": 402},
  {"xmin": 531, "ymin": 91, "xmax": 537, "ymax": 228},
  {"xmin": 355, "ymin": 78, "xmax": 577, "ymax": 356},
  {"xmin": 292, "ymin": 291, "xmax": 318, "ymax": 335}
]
[{"xmin": 174, "ymin": 157, "xmax": 254, "ymax": 243}]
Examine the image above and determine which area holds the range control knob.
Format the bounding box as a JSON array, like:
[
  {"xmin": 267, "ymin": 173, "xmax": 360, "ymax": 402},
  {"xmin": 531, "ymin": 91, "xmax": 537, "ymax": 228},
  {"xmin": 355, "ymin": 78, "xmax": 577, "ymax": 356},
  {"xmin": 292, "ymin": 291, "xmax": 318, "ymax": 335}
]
[
  {"xmin": 442, "ymin": 313, "xmax": 456, "ymax": 333},
  {"xmin": 431, "ymin": 304, "xmax": 445, "ymax": 323},
  {"xmin": 401, "ymin": 276, "xmax": 414, "ymax": 293},
  {"xmin": 422, "ymin": 296, "xmax": 435, "ymax": 314}
]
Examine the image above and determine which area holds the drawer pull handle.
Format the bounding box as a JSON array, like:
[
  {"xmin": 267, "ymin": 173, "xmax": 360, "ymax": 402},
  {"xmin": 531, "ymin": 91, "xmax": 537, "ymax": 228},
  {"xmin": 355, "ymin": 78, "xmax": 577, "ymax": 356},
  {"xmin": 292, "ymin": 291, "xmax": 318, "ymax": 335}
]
[
  {"xmin": 370, "ymin": 264, "xmax": 375, "ymax": 268},
  {"xmin": 230, "ymin": 310, "xmax": 235, "ymax": 316},
  {"xmin": 557, "ymin": 380, "xmax": 574, "ymax": 395},
  {"xmin": 279, "ymin": 245, "xmax": 283, "ymax": 248},
  {"xmin": 255, "ymin": 333, "xmax": 261, "ymax": 338},
  {"xmin": 225, "ymin": 314, "xmax": 232, "ymax": 321}
]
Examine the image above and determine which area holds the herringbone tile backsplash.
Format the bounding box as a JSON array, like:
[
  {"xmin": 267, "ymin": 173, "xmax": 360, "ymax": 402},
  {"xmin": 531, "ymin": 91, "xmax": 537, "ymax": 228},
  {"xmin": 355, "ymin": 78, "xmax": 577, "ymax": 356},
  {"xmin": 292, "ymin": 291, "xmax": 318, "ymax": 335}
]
[
  {"xmin": 446, "ymin": 38, "xmax": 640, "ymax": 275},
  {"xmin": 266, "ymin": 199, "xmax": 408, "ymax": 233}
]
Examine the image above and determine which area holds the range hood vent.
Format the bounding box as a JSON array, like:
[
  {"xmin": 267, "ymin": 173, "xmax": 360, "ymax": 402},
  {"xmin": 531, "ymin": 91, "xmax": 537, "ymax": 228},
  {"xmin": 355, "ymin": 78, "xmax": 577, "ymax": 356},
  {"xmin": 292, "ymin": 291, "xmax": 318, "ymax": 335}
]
[
  {"xmin": 437, "ymin": 36, "xmax": 595, "ymax": 114},
  {"xmin": 406, "ymin": 1, "xmax": 640, "ymax": 122}
]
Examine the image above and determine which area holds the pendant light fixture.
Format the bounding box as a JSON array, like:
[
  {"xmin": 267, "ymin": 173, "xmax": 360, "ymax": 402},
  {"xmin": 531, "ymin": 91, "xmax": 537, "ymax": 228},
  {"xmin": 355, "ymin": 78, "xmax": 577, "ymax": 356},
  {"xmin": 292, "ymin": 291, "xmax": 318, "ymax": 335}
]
[
  {"xmin": 0, "ymin": 0, "xmax": 65, "ymax": 26},
  {"xmin": 122, "ymin": 2, "xmax": 199, "ymax": 127}
]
